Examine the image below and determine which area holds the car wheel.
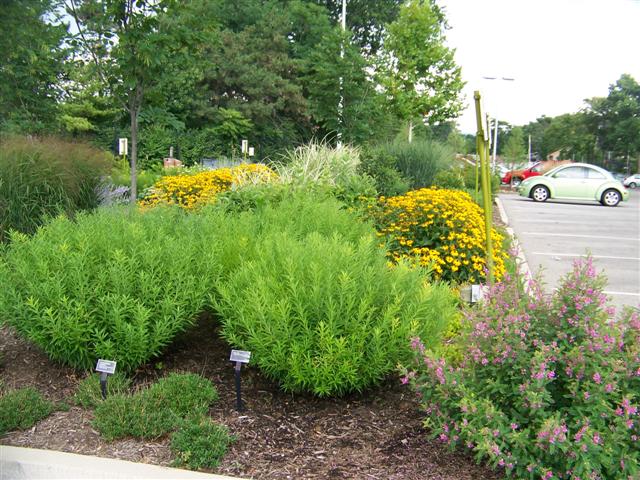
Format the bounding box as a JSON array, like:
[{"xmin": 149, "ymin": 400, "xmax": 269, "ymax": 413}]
[
  {"xmin": 601, "ymin": 189, "xmax": 621, "ymax": 207},
  {"xmin": 511, "ymin": 177, "xmax": 522, "ymax": 187},
  {"xmin": 530, "ymin": 185, "xmax": 549, "ymax": 202},
  {"xmin": 629, "ymin": 182, "xmax": 637, "ymax": 189}
]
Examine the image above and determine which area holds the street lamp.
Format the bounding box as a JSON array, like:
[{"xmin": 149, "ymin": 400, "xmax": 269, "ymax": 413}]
[{"xmin": 481, "ymin": 76, "xmax": 515, "ymax": 168}]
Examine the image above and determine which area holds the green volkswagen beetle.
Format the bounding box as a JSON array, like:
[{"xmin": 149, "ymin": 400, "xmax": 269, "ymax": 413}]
[{"xmin": 517, "ymin": 163, "xmax": 630, "ymax": 207}]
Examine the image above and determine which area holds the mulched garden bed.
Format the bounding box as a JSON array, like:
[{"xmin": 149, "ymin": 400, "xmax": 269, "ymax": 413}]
[{"xmin": 0, "ymin": 316, "xmax": 502, "ymax": 480}]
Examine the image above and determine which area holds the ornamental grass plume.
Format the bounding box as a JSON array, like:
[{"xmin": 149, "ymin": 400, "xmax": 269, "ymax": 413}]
[
  {"xmin": 371, "ymin": 187, "xmax": 507, "ymax": 283},
  {"xmin": 403, "ymin": 257, "xmax": 640, "ymax": 480}
]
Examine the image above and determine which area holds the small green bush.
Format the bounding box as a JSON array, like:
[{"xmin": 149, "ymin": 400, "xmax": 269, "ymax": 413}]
[
  {"xmin": 359, "ymin": 147, "xmax": 411, "ymax": 196},
  {"xmin": 432, "ymin": 169, "xmax": 465, "ymax": 190},
  {"xmin": 380, "ymin": 140, "xmax": 454, "ymax": 189},
  {"xmin": 0, "ymin": 207, "xmax": 221, "ymax": 371},
  {"xmin": 93, "ymin": 373, "xmax": 218, "ymax": 441},
  {"xmin": 74, "ymin": 373, "xmax": 132, "ymax": 409},
  {"xmin": 0, "ymin": 136, "xmax": 112, "ymax": 241},
  {"xmin": 171, "ymin": 418, "xmax": 234, "ymax": 470},
  {"xmin": 0, "ymin": 388, "xmax": 55, "ymax": 435},
  {"xmin": 215, "ymin": 220, "xmax": 456, "ymax": 396}
]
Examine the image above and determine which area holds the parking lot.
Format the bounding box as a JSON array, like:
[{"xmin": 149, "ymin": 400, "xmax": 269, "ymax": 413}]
[{"xmin": 498, "ymin": 190, "xmax": 639, "ymax": 311}]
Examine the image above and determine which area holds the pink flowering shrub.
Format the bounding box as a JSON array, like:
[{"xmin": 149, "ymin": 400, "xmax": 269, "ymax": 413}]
[{"xmin": 403, "ymin": 258, "xmax": 640, "ymax": 479}]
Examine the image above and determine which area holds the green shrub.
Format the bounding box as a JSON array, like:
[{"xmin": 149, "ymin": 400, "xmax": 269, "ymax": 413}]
[
  {"xmin": 171, "ymin": 418, "xmax": 234, "ymax": 470},
  {"xmin": 93, "ymin": 373, "xmax": 218, "ymax": 441},
  {"xmin": 359, "ymin": 147, "xmax": 411, "ymax": 196},
  {"xmin": 0, "ymin": 136, "xmax": 112, "ymax": 241},
  {"xmin": 0, "ymin": 388, "xmax": 55, "ymax": 435},
  {"xmin": 109, "ymin": 162, "xmax": 164, "ymax": 197},
  {"xmin": 215, "ymin": 219, "xmax": 457, "ymax": 396},
  {"xmin": 0, "ymin": 207, "xmax": 221, "ymax": 371},
  {"xmin": 380, "ymin": 140, "xmax": 454, "ymax": 189},
  {"xmin": 74, "ymin": 373, "xmax": 132, "ymax": 409},
  {"xmin": 404, "ymin": 258, "xmax": 640, "ymax": 479},
  {"xmin": 432, "ymin": 169, "xmax": 465, "ymax": 190}
]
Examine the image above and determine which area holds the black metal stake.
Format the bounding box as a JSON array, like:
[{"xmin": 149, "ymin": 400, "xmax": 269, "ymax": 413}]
[
  {"xmin": 234, "ymin": 361, "xmax": 243, "ymax": 412},
  {"xmin": 100, "ymin": 372, "xmax": 108, "ymax": 400}
]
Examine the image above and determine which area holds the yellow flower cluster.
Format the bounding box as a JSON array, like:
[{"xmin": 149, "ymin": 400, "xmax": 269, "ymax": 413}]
[
  {"xmin": 373, "ymin": 188, "xmax": 507, "ymax": 283},
  {"xmin": 139, "ymin": 164, "xmax": 276, "ymax": 210}
]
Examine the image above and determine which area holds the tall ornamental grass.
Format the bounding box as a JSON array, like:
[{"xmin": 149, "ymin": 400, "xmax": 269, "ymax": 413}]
[
  {"xmin": 381, "ymin": 140, "xmax": 454, "ymax": 189},
  {"xmin": 0, "ymin": 207, "xmax": 221, "ymax": 371},
  {"xmin": 0, "ymin": 136, "xmax": 111, "ymax": 241},
  {"xmin": 274, "ymin": 141, "xmax": 377, "ymax": 202}
]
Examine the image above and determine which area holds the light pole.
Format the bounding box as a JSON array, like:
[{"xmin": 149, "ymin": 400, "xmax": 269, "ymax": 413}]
[
  {"xmin": 481, "ymin": 76, "xmax": 515, "ymax": 169},
  {"xmin": 336, "ymin": 0, "xmax": 347, "ymax": 148}
]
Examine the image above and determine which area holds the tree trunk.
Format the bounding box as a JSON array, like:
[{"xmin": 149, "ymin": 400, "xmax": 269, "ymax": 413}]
[
  {"xmin": 408, "ymin": 120, "xmax": 413, "ymax": 143},
  {"xmin": 128, "ymin": 84, "xmax": 143, "ymax": 205}
]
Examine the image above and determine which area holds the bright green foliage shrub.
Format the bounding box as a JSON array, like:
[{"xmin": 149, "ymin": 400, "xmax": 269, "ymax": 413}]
[
  {"xmin": 0, "ymin": 387, "xmax": 55, "ymax": 435},
  {"xmin": 432, "ymin": 169, "xmax": 465, "ymax": 190},
  {"xmin": 215, "ymin": 214, "xmax": 457, "ymax": 396},
  {"xmin": 93, "ymin": 373, "xmax": 219, "ymax": 441},
  {"xmin": 0, "ymin": 136, "xmax": 112, "ymax": 241},
  {"xmin": 380, "ymin": 140, "xmax": 454, "ymax": 189},
  {"xmin": 0, "ymin": 207, "xmax": 221, "ymax": 371},
  {"xmin": 359, "ymin": 146, "xmax": 411, "ymax": 196},
  {"xmin": 404, "ymin": 258, "xmax": 640, "ymax": 479},
  {"xmin": 170, "ymin": 418, "xmax": 234, "ymax": 470},
  {"xmin": 74, "ymin": 373, "xmax": 132, "ymax": 408}
]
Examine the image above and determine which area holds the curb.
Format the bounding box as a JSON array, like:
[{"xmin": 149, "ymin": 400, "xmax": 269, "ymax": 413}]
[
  {"xmin": 494, "ymin": 196, "xmax": 534, "ymax": 289},
  {"xmin": 0, "ymin": 446, "xmax": 243, "ymax": 480}
]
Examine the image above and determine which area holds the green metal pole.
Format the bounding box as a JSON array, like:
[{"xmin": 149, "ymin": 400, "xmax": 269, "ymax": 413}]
[{"xmin": 474, "ymin": 91, "xmax": 494, "ymax": 285}]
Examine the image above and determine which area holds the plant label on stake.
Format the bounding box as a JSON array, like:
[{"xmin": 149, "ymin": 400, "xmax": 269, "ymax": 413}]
[
  {"xmin": 230, "ymin": 350, "xmax": 251, "ymax": 411},
  {"xmin": 96, "ymin": 359, "xmax": 117, "ymax": 400}
]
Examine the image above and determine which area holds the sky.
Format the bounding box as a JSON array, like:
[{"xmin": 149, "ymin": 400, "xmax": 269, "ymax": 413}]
[{"xmin": 438, "ymin": 0, "xmax": 640, "ymax": 134}]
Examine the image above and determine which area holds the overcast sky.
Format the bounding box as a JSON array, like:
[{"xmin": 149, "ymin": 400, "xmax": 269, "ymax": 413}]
[{"xmin": 438, "ymin": 0, "xmax": 640, "ymax": 134}]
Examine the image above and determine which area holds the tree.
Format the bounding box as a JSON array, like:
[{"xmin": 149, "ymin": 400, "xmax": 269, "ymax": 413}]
[
  {"xmin": 586, "ymin": 74, "xmax": 640, "ymax": 172},
  {"xmin": 503, "ymin": 126, "xmax": 525, "ymax": 167},
  {"xmin": 302, "ymin": 28, "xmax": 388, "ymax": 144},
  {"xmin": 198, "ymin": 2, "xmax": 311, "ymax": 156},
  {"xmin": 66, "ymin": 0, "xmax": 205, "ymax": 202},
  {"xmin": 311, "ymin": 0, "xmax": 403, "ymax": 55},
  {"xmin": 0, "ymin": 0, "xmax": 68, "ymax": 132},
  {"xmin": 377, "ymin": 0, "xmax": 463, "ymax": 143}
]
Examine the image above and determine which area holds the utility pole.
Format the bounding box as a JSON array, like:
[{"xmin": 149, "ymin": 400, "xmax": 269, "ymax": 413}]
[{"xmin": 337, "ymin": 0, "xmax": 346, "ymax": 148}]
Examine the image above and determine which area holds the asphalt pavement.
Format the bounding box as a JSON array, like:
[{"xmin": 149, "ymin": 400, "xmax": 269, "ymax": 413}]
[{"xmin": 497, "ymin": 189, "xmax": 640, "ymax": 312}]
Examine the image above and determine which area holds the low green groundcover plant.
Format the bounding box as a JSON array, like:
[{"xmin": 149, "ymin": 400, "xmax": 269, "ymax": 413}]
[
  {"xmin": 0, "ymin": 387, "xmax": 55, "ymax": 435},
  {"xmin": 0, "ymin": 207, "xmax": 221, "ymax": 371},
  {"xmin": 93, "ymin": 373, "xmax": 219, "ymax": 441},
  {"xmin": 170, "ymin": 418, "xmax": 234, "ymax": 470},
  {"xmin": 215, "ymin": 225, "xmax": 457, "ymax": 396},
  {"xmin": 403, "ymin": 258, "xmax": 640, "ymax": 479},
  {"xmin": 74, "ymin": 373, "xmax": 132, "ymax": 408}
]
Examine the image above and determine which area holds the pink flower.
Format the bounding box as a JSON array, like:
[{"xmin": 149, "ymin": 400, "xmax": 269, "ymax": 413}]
[{"xmin": 593, "ymin": 372, "xmax": 602, "ymax": 384}]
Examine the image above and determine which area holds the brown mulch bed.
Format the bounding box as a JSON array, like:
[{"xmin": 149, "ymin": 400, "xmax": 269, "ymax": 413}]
[{"xmin": 0, "ymin": 317, "xmax": 502, "ymax": 480}]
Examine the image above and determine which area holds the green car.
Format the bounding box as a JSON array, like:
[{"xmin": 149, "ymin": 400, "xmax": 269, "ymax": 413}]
[{"xmin": 517, "ymin": 163, "xmax": 630, "ymax": 207}]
